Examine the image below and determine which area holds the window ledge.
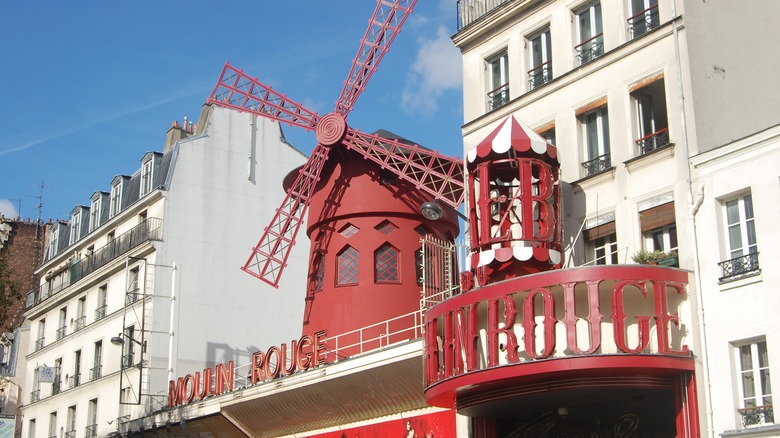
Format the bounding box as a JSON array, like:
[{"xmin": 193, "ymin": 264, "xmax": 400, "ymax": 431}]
[
  {"xmin": 719, "ymin": 270, "xmax": 762, "ymax": 291},
  {"xmin": 572, "ymin": 166, "xmax": 616, "ymax": 190},
  {"xmin": 722, "ymin": 423, "xmax": 780, "ymax": 437},
  {"xmin": 624, "ymin": 143, "xmax": 675, "ymax": 172}
]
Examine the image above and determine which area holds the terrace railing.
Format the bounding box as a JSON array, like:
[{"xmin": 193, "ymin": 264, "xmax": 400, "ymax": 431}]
[
  {"xmin": 718, "ymin": 252, "xmax": 760, "ymax": 282},
  {"xmin": 636, "ymin": 128, "xmax": 670, "ymax": 154},
  {"xmin": 628, "ymin": 4, "xmax": 660, "ymax": 39}
]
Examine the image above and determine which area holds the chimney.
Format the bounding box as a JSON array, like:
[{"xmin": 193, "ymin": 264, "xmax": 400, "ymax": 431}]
[{"xmin": 164, "ymin": 117, "xmax": 196, "ymax": 151}]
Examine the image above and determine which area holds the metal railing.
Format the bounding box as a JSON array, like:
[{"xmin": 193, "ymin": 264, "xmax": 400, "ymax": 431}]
[
  {"xmin": 627, "ymin": 4, "xmax": 660, "ymax": 39},
  {"xmin": 420, "ymin": 235, "xmax": 462, "ymax": 313},
  {"xmin": 581, "ymin": 153, "xmax": 611, "ymax": 176},
  {"xmin": 26, "ymin": 217, "xmax": 162, "ymax": 310},
  {"xmin": 52, "ymin": 379, "xmax": 62, "ymax": 395},
  {"xmin": 56, "ymin": 326, "xmax": 67, "ymax": 340},
  {"xmin": 528, "ymin": 61, "xmax": 552, "ymax": 89},
  {"xmin": 575, "ymin": 33, "xmax": 604, "ymax": 65},
  {"xmin": 739, "ymin": 405, "xmax": 774, "ymax": 427},
  {"xmin": 90, "ymin": 365, "xmax": 102, "ymax": 381},
  {"xmin": 69, "ymin": 373, "xmax": 80, "ymax": 388},
  {"xmin": 718, "ymin": 252, "xmax": 760, "ymax": 282},
  {"xmin": 487, "ymin": 83, "xmax": 510, "ymax": 111},
  {"xmin": 121, "ymin": 354, "xmax": 136, "ymax": 369},
  {"xmin": 30, "ymin": 389, "xmax": 40, "ymax": 403},
  {"xmin": 64, "ymin": 430, "xmax": 76, "ymax": 438},
  {"xmin": 35, "ymin": 337, "xmax": 45, "ymax": 351},
  {"xmin": 636, "ymin": 127, "xmax": 670, "ymax": 154},
  {"xmin": 457, "ymin": 0, "xmax": 511, "ymax": 30},
  {"xmin": 85, "ymin": 424, "xmax": 98, "ymax": 438},
  {"xmin": 74, "ymin": 315, "xmax": 86, "ymax": 332},
  {"xmin": 95, "ymin": 305, "xmax": 107, "ymax": 321}
]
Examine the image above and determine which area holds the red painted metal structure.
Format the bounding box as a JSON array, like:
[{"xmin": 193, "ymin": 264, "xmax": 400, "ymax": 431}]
[{"xmin": 206, "ymin": 0, "xmax": 464, "ymax": 290}]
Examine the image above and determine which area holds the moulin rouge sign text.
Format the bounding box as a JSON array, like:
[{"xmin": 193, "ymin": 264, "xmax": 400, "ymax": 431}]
[
  {"xmin": 424, "ymin": 278, "xmax": 690, "ymax": 386},
  {"xmin": 168, "ymin": 331, "xmax": 326, "ymax": 407}
]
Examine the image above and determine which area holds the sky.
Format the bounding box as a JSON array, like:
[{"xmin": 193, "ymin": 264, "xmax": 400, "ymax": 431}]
[{"xmin": 0, "ymin": 1, "xmax": 464, "ymax": 221}]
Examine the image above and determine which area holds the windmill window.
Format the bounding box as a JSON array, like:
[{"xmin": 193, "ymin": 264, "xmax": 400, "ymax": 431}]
[
  {"xmin": 375, "ymin": 243, "xmax": 399, "ymax": 283},
  {"xmin": 337, "ymin": 246, "xmax": 359, "ymax": 286},
  {"xmin": 414, "ymin": 224, "xmax": 430, "ymax": 236},
  {"xmin": 339, "ymin": 223, "xmax": 360, "ymax": 238},
  {"xmin": 375, "ymin": 220, "xmax": 397, "ymax": 235}
]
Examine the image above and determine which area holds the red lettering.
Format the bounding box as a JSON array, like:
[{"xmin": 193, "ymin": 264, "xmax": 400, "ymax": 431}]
[
  {"xmin": 280, "ymin": 342, "xmax": 297, "ymax": 376},
  {"xmin": 251, "ymin": 351, "xmax": 265, "ymax": 384},
  {"xmin": 264, "ymin": 347, "xmax": 281, "ymax": 379},
  {"xmin": 562, "ymin": 281, "xmax": 602, "ymax": 354},
  {"xmin": 196, "ymin": 368, "xmax": 213, "ymax": 399},
  {"xmin": 424, "ymin": 318, "xmax": 440, "ymax": 385},
  {"xmin": 487, "ymin": 295, "xmax": 519, "ymax": 367},
  {"xmin": 653, "ymin": 281, "xmax": 689, "ymax": 355},
  {"xmin": 612, "ymin": 280, "xmax": 652, "ymax": 353},
  {"xmin": 523, "ymin": 288, "xmax": 556, "ymax": 359},
  {"xmin": 215, "ymin": 361, "xmax": 234, "ymax": 394},
  {"xmin": 314, "ymin": 330, "xmax": 327, "ymax": 365},
  {"xmin": 184, "ymin": 373, "xmax": 197, "ymax": 403},
  {"xmin": 296, "ymin": 335, "xmax": 313, "ymax": 370}
]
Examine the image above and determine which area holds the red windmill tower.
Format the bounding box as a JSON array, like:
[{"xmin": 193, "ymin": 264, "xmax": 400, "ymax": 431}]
[{"xmin": 206, "ymin": 0, "xmax": 464, "ymax": 354}]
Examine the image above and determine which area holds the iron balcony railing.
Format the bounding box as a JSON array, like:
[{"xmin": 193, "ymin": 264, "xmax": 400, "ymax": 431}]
[
  {"xmin": 56, "ymin": 326, "xmax": 66, "ymax": 340},
  {"xmin": 575, "ymin": 33, "xmax": 604, "ymax": 65},
  {"xmin": 90, "ymin": 365, "xmax": 102, "ymax": 381},
  {"xmin": 26, "ymin": 217, "xmax": 162, "ymax": 310},
  {"xmin": 74, "ymin": 315, "xmax": 86, "ymax": 332},
  {"xmin": 64, "ymin": 430, "xmax": 76, "ymax": 438},
  {"xmin": 487, "ymin": 83, "xmax": 510, "ymax": 111},
  {"xmin": 52, "ymin": 379, "xmax": 61, "ymax": 395},
  {"xmin": 121, "ymin": 354, "xmax": 135, "ymax": 369},
  {"xmin": 95, "ymin": 305, "xmax": 107, "ymax": 321},
  {"xmin": 636, "ymin": 127, "xmax": 670, "ymax": 154},
  {"xmin": 627, "ymin": 4, "xmax": 660, "ymax": 39},
  {"xmin": 528, "ymin": 61, "xmax": 553, "ymax": 89},
  {"xmin": 85, "ymin": 425, "xmax": 98, "ymax": 438},
  {"xmin": 35, "ymin": 337, "xmax": 45, "ymax": 351},
  {"xmin": 581, "ymin": 153, "xmax": 611, "ymax": 176},
  {"xmin": 457, "ymin": 0, "xmax": 511, "ymax": 30},
  {"xmin": 30, "ymin": 389, "xmax": 40, "ymax": 403},
  {"xmin": 718, "ymin": 252, "xmax": 760, "ymax": 282},
  {"xmin": 69, "ymin": 373, "xmax": 80, "ymax": 388},
  {"xmin": 739, "ymin": 405, "xmax": 774, "ymax": 427}
]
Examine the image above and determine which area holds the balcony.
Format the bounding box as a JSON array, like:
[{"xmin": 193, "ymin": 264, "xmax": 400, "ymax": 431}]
[
  {"xmin": 26, "ymin": 217, "xmax": 162, "ymax": 310},
  {"xmin": 636, "ymin": 128, "xmax": 670, "ymax": 154},
  {"xmin": 64, "ymin": 430, "xmax": 76, "ymax": 438},
  {"xmin": 85, "ymin": 424, "xmax": 98, "ymax": 438},
  {"xmin": 457, "ymin": 0, "xmax": 511, "ymax": 31},
  {"xmin": 575, "ymin": 33, "xmax": 604, "ymax": 65},
  {"xmin": 30, "ymin": 389, "xmax": 40, "ymax": 403},
  {"xmin": 718, "ymin": 252, "xmax": 760, "ymax": 283},
  {"xmin": 56, "ymin": 326, "xmax": 67, "ymax": 340},
  {"xmin": 121, "ymin": 354, "xmax": 136, "ymax": 369},
  {"xmin": 69, "ymin": 373, "xmax": 80, "ymax": 388},
  {"xmin": 95, "ymin": 305, "xmax": 107, "ymax": 321},
  {"xmin": 90, "ymin": 365, "xmax": 102, "ymax": 381},
  {"xmin": 487, "ymin": 83, "xmax": 510, "ymax": 111},
  {"xmin": 581, "ymin": 153, "xmax": 611, "ymax": 176},
  {"xmin": 52, "ymin": 379, "xmax": 62, "ymax": 395},
  {"xmin": 126, "ymin": 290, "xmax": 142, "ymax": 305},
  {"xmin": 627, "ymin": 4, "xmax": 660, "ymax": 39},
  {"xmin": 35, "ymin": 337, "xmax": 45, "ymax": 351},
  {"xmin": 739, "ymin": 405, "xmax": 774, "ymax": 427},
  {"xmin": 528, "ymin": 61, "xmax": 552, "ymax": 90},
  {"xmin": 74, "ymin": 315, "xmax": 86, "ymax": 332}
]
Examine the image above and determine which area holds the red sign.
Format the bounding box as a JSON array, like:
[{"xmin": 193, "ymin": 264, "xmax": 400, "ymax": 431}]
[{"xmin": 303, "ymin": 410, "xmax": 456, "ymax": 438}]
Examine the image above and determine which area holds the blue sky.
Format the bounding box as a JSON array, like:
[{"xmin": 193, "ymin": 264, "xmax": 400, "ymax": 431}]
[{"xmin": 0, "ymin": 1, "xmax": 464, "ymax": 221}]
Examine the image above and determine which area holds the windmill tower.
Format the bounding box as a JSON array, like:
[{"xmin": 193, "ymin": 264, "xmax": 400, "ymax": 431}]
[{"xmin": 206, "ymin": 0, "xmax": 464, "ymax": 354}]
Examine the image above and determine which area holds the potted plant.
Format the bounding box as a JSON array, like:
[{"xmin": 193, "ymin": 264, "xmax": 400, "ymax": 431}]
[
  {"xmin": 658, "ymin": 250, "xmax": 679, "ymax": 267},
  {"xmin": 631, "ymin": 249, "xmax": 666, "ymax": 265}
]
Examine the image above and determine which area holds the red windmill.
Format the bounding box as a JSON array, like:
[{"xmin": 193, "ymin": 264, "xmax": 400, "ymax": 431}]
[{"xmin": 206, "ymin": 0, "xmax": 464, "ymax": 349}]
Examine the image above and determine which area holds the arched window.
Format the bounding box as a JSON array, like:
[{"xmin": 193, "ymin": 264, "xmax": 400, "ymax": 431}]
[
  {"xmin": 374, "ymin": 243, "xmax": 399, "ymax": 283},
  {"xmin": 337, "ymin": 246, "xmax": 359, "ymax": 286}
]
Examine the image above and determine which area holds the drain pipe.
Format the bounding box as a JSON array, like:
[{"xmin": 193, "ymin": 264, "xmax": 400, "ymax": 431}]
[{"xmin": 670, "ymin": 0, "xmax": 714, "ymax": 434}]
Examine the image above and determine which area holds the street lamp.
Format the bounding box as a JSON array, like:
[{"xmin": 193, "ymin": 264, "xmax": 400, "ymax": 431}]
[{"xmin": 420, "ymin": 201, "xmax": 468, "ymax": 221}]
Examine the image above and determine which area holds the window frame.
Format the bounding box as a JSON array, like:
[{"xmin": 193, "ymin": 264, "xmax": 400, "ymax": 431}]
[
  {"xmin": 528, "ymin": 27, "xmax": 553, "ymax": 90},
  {"xmin": 374, "ymin": 243, "xmax": 400, "ymax": 284},
  {"xmin": 486, "ymin": 50, "xmax": 510, "ymax": 111},
  {"xmin": 110, "ymin": 181, "xmax": 122, "ymax": 218},
  {"xmin": 336, "ymin": 245, "xmax": 360, "ymax": 286},
  {"xmin": 579, "ymin": 105, "xmax": 611, "ymax": 176},
  {"xmin": 725, "ymin": 193, "xmax": 757, "ymax": 260},
  {"xmin": 592, "ymin": 232, "xmax": 618, "ymax": 265},
  {"xmin": 89, "ymin": 196, "xmax": 101, "ymax": 232},
  {"xmin": 69, "ymin": 210, "xmax": 82, "ymax": 245},
  {"xmin": 574, "ymin": 1, "xmax": 604, "ymax": 64},
  {"xmin": 140, "ymin": 159, "xmax": 153, "ymax": 197},
  {"xmin": 735, "ymin": 339, "xmax": 774, "ymax": 427}
]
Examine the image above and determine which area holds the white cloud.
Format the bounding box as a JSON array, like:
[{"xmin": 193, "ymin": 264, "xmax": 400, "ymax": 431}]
[
  {"xmin": 401, "ymin": 25, "xmax": 462, "ymax": 115},
  {"xmin": 0, "ymin": 199, "xmax": 19, "ymax": 218}
]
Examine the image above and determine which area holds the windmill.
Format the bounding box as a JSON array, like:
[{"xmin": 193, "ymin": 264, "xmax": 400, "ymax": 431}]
[{"xmin": 206, "ymin": 0, "xmax": 465, "ymax": 347}]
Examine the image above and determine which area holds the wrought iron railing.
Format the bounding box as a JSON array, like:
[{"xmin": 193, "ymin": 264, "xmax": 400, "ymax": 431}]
[
  {"xmin": 581, "ymin": 153, "xmax": 611, "ymax": 176},
  {"xmin": 575, "ymin": 33, "xmax": 604, "ymax": 65},
  {"xmin": 30, "ymin": 389, "xmax": 40, "ymax": 403},
  {"xmin": 487, "ymin": 83, "xmax": 510, "ymax": 111},
  {"xmin": 74, "ymin": 315, "xmax": 86, "ymax": 332},
  {"xmin": 90, "ymin": 365, "xmax": 102, "ymax": 381},
  {"xmin": 25, "ymin": 217, "xmax": 162, "ymax": 310},
  {"xmin": 64, "ymin": 430, "xmax": 76, "ymax": 438},
  {"xmin": 56, "ymin": 326, "xmax": 67, "ymax": 340},
  {"xmin": 85, "ymin": 424, "xmax": 98, "ymax": 438},
  {"xmin": 35, "ymin": 337, "xmax": 45, "ymax": 351},
  {"xmin": 739, "ymin": 405, "xmax": 774, "ymax": 427},
  {"xmin": 126, "ymin": 289, "xmax": 142, "ymax": 305},
  {"xmin": 420, "ymin": 235, "xmax": 462, "ymax": 312},
  {"xmin": 69, "ymin": 373, "xmax": 80, "ymax": 388},
  {"xmin": 627, "ymin": 4, "xmax": 660, "ymax": 39},
  {"xmin": 52, "ymin": 379, "xmax": 61, "ymax": 395},
  {"xmin": 636, "ymin": 128, "xmax": 670, "ymax": 154},
  {"xmin": 528, "ymin": 61, "xmax": 552, "ymax": 89},
  {"xmin": 95, "ymin": 305, "xmax": 107, "ymax": 321},
  {"xmin": 457, "ymin": 0, "xmax": 511, "ymax": 30},
  {"xmin": 121, "ymin": 354, "xmax": 136, "ymax": 369},
  {"xmin": 718, "ymin": 252, "xmax": 760, "ymax": 282}
]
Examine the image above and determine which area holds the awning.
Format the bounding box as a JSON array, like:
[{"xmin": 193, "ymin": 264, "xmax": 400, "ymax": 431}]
[{"xmin": 467, "ymin": 115, "xmax": 559, "ymax": 165}]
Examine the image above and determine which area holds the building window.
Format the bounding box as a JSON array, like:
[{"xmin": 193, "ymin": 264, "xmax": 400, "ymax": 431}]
[
  {"xmin": 127, "ymin": 267, "xmax": 140, "ymax": 304},
  {"xmin": 71, "ymin": 350, "xmax": 81, "ymax": 388},
  {"xmin": 95, "ymin": 285, "xmax": 107, "ymax": 321},
  {"xmin": 69, "ymin": 210, "xmax": 82, "ymax": 245},
  {"xmin": 337, "ymin": 246, "xmax": 359, "ymax": 286},
  {"xmin": 719, "ymin": 193, "xmax": 759, "ymax": 281},
  {"xmin": 575, "ymin": 2, "xmax": 604, "ymax": 65},
  {"xmin": 140, "ymin": 159, "xmax": 153, "ymax": 196},
  {"xmin": 585, "ymin": 221, "xmax": 617, "ymax": 265},
  {"xmin": 375, "ymin": 220, "xmax": 397, "ymax": 235},
  {"xmin": 579, "ymin": 105, "xmax": 611, "ymax": 176},
  {"xmin": 110, "ymin": 181, "xmax": 122, "ymax": 218},
  {"xmin": 122, "ymin": 326, "xmax": 135, "ymax": 368},
  {"xmin": 486, "ymin": 51, "xmax": 509, "ymax": 111},
  {"xmin": 374, "ymin": 243, "xmax": 400, "ymax": 283},
  {"xmin": 91, "ymin": 341, "xmax": 102, "ymax": 381},
  {"xmin": 528, "ymin": 27, "xmax": 553, "ymax": 89},
  {"xmin": 28, "ymin": 419, "xmax": 35, "ymax": 438},
  {"xmin": 631, "ymin": 77, "xmax": 669, "ymax": 155},
  {"xmin": 640, "ymin": 201, "xmax": 678, "ymax": 265},
  {"xmin": 56, "ymin": 307, "xmax": 67, "ymax": 341},
  {"xmin": 736, "ymin": 340, "xmax": 774, "ymax": 427},
  {"xmin": 48, "ymin": 225, "xmax": 59, "ymax": 258},
  {"xmin": 628, "ymin": 0, "xmax": 660, "ymax": 39},
  {"xmin": 53, "ymin": 358, "xmax": 62, "ymax": 395},
  {"xmin": 75, "ymin": 297, "xmax": 86, "ymax": 331},
  {"xmin": 86, "ymin": 399, "xmax": 98, "ymax": 438},
  {"xmin": 48, "ymin": 412, "xmax": 57, "ymax": 438},
  {"xmin": 35, "ymin": 319, "xmax": 45, "ymax": 351},
  {"xmin": 89, "ymin": 197, "xmax": 101, "ymax": 232},
  {"xmin": 339, "ymin": 223, "xmax": 359, "ymax": 238},
  {"xmin": 66, "ymin": 405, "xmax": 76, "ymax": 438},
  {"xmin": 539, "ymin": 127, "xmax": 556, "ymax": 146}
]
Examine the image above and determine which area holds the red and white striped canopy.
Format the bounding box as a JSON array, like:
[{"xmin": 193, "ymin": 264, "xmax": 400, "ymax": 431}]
[{"xmin": 466, "ymin": 115, "xmax": 558, "ymax": 165}]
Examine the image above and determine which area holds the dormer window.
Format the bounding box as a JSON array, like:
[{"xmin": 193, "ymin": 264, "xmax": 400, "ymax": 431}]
[
  {"xmin": 140, "ymin": 159, "xmax": 153, "ymax": 197},
  {"xmin": 89, "ymin": 196, "xmax": 102, "ymax": 232},
  {"xmin": 70, "ymin": 210, "xmax": 82, "ymax": 245},
  {"xmin": 110, "ymin": 180, "xmax": 122, "ymax": 218},
  {"xmin": 48, "ymin": 224, "xmax": 60, "ymax": 258}
]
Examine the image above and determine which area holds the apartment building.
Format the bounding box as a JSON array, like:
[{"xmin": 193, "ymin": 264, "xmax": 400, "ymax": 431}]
[
  {"xmin": 19, "ymin": 105, "xmax": 309, "ymax": 438},
  {"xmin": 453, "ymin": 0, "xmax": 780, "ymax": 436}
]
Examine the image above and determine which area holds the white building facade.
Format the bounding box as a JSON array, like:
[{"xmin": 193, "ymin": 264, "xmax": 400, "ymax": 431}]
[
  {"xmin": 453, "ymin": 0, "xmax": 780, "ymax": 436},
  {"xmin": 20, "ymin": 105, "xmax": 309, "ymax": 438}
]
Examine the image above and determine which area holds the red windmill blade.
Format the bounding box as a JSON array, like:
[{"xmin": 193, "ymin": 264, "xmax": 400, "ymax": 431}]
[{"xmin": 206, "ymin": 0, "xmax": 464, "ymax": 288}]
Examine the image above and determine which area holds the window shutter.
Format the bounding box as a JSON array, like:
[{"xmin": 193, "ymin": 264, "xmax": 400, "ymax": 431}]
[
  {"xmin": 585, "ymin": 221, "xmax": 616, "ymax": 241},
  {"xmin": 640, "ymin": 202, "xmax": 675, "ymax": 232}
]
